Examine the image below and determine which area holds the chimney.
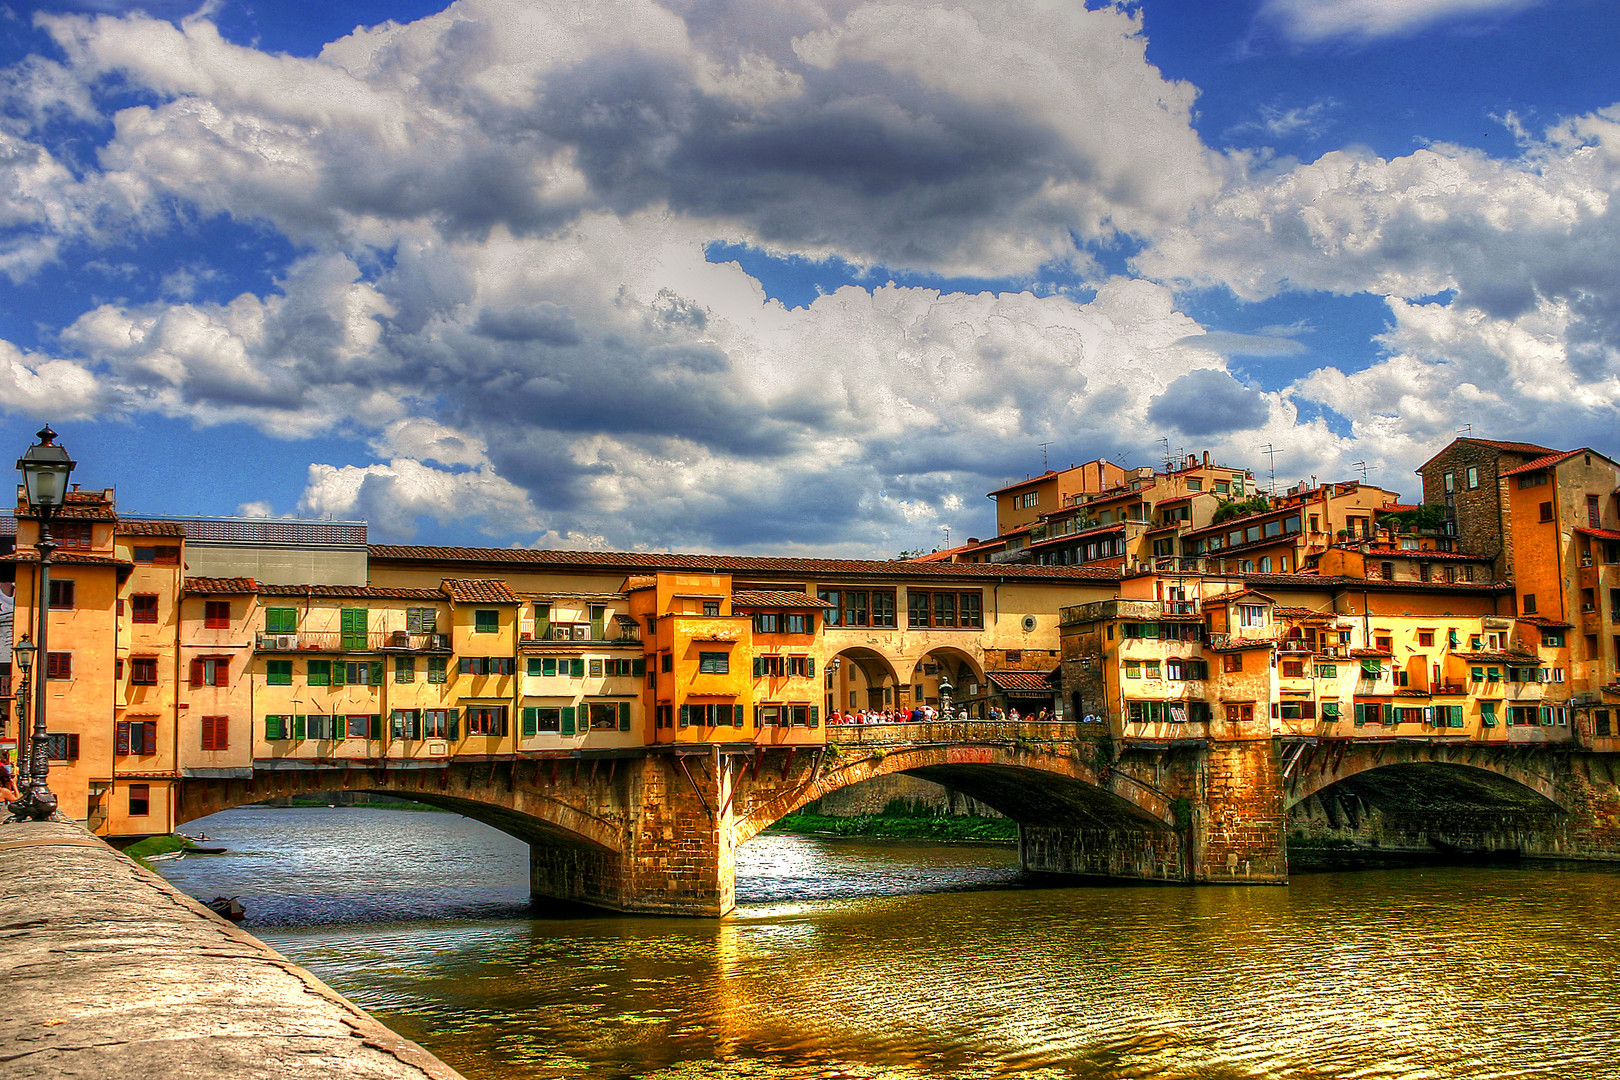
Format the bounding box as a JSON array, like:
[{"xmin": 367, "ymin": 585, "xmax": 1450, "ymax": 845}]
[{"xmin": 1203, "ymin": 451, "xmax": 1211, "ymax": 467}]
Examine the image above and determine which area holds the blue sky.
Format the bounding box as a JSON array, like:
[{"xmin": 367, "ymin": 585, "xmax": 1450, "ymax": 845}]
[{"xmin": 0, "ymin": 0, "xmax": 1616, "ymax": 554}]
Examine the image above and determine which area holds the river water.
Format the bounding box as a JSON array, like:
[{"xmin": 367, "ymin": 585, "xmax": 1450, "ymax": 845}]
[{"xmin": 158, "ymin": 807, "xmax": 1620, "ymax": 1080}]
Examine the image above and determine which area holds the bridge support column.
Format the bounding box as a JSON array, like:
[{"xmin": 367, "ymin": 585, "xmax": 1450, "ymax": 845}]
[
  {"xmin": 528, "ymin": 753, "xmax": 736, "ymax": 916},
  {"xmin": 1196, "ymin": 738, "xmax": 1286, "ymax": 883}
]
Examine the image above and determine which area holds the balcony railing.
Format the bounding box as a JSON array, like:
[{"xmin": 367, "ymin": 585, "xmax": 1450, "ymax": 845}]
[{"xmin": 256, "ymin": 631, "xmax": 451, "ymax": 653}]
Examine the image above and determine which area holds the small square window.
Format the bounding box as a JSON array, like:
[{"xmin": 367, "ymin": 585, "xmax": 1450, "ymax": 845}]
[
  {"xmin": 204, "ymin": 600, "xmax": 231, "ymax": 628},
  {"xmin": 474, "ymin": 609, "xmax": 499, "ymax": 634},
  {"xmin": 131, "ymin": 594, "xmax": 159, "ymax": 624},
  {"xmin": 48, "ymin": 579, "xmax": 74, "ymax": 609}
]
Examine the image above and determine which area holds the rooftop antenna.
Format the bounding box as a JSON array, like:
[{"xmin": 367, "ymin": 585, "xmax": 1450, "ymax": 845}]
[
  {"xmin": 1457, "ymin": 424, "xmax": 1472, "ymax": 435},
  {"xmin": 941, "ymin": 524, "xmax": 950, "ymax": 547},
  {"xmin": 1039, "ymin": 442, "xmax": 1051, "ymax": 469},
  {"xmin": 1349, "ymin": 460, "xmax": 1373, "ymax": 484},
  {"xmin": 1260, "ymin": 443, "xmax": 1282, "ymax": 496}
]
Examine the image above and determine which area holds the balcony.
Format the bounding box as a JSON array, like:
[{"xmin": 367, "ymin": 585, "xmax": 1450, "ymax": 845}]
[
  {"xmin": 520, "ymin": 627, "xmax": 641, "ymax": 647},
  {"xmin": 256, "ymin": 631, "xmax": 451, "ymax": 653}
]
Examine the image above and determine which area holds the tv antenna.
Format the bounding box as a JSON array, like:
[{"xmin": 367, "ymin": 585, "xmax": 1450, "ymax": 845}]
[
  {"xmin": 1039, "ymin": 442, "xmax": 1051, "ymax": 469},
  {"xmin": 1260, "ymin": 443, "xmax": 1282, "ymax": 495},
  {"xmin": 1349, "ymin": 460, "xmax": 1374, "ymax": 484},
  {"xmin": 941, "ymin": 524, "xmax": 950, "ymax": 547},
  {"xmin": 1456, "ymin": 424, "xmax": 1472, "ymax": 435}
]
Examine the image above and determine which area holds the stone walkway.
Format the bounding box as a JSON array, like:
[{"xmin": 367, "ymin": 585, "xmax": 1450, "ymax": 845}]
[{"xmin": 0, "ymin": 820, "xmax": 467, "ymax": 1080}]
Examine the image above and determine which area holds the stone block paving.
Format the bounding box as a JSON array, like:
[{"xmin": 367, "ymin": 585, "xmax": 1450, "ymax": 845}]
[{"xmin": 0, "ymin": 820, "xmax": 466, "ymax": 1080}]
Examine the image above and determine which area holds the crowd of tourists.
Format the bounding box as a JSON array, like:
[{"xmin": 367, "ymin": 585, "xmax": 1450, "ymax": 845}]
[{"xmin": 825, "ymin": 705, "xmax": 1053, "ymax": 725}]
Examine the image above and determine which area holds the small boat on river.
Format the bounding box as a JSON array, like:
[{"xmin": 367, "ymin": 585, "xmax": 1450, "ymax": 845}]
[{"xmin": 205, "ymin": 896, "xmax": 246, "ymax": 923}]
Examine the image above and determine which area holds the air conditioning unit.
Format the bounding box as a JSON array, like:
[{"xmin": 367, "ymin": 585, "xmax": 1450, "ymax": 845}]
[
  {"xmin": 389, "ymin": 630, "xmax": 411, "ymax": 648},
  {"xmin": 271, "ymin": 634, "xmax": 297, "ymax": 650}
]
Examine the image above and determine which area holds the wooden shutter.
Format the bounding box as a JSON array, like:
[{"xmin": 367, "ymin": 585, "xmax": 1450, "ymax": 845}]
[
  {"xmin": 632, "ymin": 658, "xmax": 645, "ymax": 676},
  {"xmin": 340, "ymin": 608, "xmax": 367, "ymax": 650},
  {"xmin": 370, "ymin": 660, "xmax": 385, "ymax": 686},
  {"xmin": 534, "ymin": 604, "xmax": 550, "ymax": 639},
  {"xmin": 213, "ymin": 658, "xmax": 229, "ymax": 687},
  {"xmin": 190, "ymin": 658, "xmax": 206, "ymax": 687},
  {"xmin": 116, "ymin": 720, "xmax": 131, "ymax": 755},
  {"xmin": 293, "ymin": 715, "xmax": 306, "ymax": 740},
  {"xmin": 561, "ymin": 706, "xmax": 576, "ymax": 735},
  {"xmin": 618, "ymin": 702, "xmax": 630, "ymax": 731},
  {"xmin": 1354, "ymin": 703, "xmax": 1365, "ymax": 726},
  {"xmin": 590, "ymin": 606, "xmax": 605, "ymax": 640},
  {"xmin": 446, "ymin": 708, "xmax": 459, "ymax": 740},
  {"xmin": 523, "ymin": 707, "xmax": 537, "ymax": 736},
  {"xmin": 570, "ymin": 658, "xmax": 584, "ymax": 678},
  {"xmin": 809, "ymin": 706, "xmax": 820, "ymax": 728},
  {"xmin": 331, "ymin": 662, "xmax": 346, "ymax": 687},
  {"xmin": 806, "ymin": 657, "xmax": 815, "ymax": 677},
  {"xmin": 527, "ymin": 658, "xmax": 541, "ymax": 676},
  {"xmin": 679, "ymin": 704, "xmax": 690, "ymax": 728}
]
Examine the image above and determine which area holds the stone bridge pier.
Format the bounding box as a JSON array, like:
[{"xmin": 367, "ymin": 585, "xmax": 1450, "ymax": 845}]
[{"xmin": 176, "ymin": 724, "xmax": 1291, "ymax": 917}]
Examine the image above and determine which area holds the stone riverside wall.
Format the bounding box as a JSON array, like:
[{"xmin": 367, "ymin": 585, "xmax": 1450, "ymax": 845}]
[{"xmin": 0, "ymin": 820, "xmax": 467, "ymax": 1080}]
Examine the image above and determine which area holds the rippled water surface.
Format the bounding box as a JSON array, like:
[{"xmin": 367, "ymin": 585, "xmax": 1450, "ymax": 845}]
[{"xmin": 160, "ymin": 807, "xmax": 1620, "ymax": 1080}]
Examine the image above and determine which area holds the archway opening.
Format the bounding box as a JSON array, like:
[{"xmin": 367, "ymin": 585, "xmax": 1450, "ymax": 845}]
[
  {"xmin": 826, "ymin": 646, "xmax": 903, "ymax": 717},
  {"xmin": 908, "ymin": 647, "xmax": 989, "ymax": 717},
  {"xmin": 1289, "ymin": 762, "xmax": 1566, "ymax": 864}
]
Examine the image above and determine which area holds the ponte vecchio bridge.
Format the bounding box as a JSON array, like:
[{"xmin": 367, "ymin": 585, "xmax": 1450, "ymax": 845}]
[{"xmin": 174, "ymin": 720, "xmax": 1620, "ymax": 916}]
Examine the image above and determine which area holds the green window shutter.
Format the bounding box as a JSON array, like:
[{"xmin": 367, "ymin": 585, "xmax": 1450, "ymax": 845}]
[
  {"xmin": 523, "ymin": 707, "xmax": 537, "ymax": 736},
  {"xmin": 447, "ymin": 708, "xmax": 459, "ymax": 740},
  {"xmin": 1451, "ymin": 706, "xmax": 1465, "ymax": 728},
  {"xmin": 1541, "ymin": 706, "xmax": 1553, "ymax": 726},
  {"xmin": 753, "ymin": 657, "xmax": 762, "ymax": 677},
  {"xmin": 266, "ymin": 608, "xmax": 297, "ymax": 634},
  {"xmin": 368, "ymin": 714, "xmax": 381, "ymax": 740},
  {"xmin": 1471, "ymin": 667, "xmax": 1484, "ymax": 681},
  {"xmin": 590, "ymin": 605, "xmax": 605, "ymax": 640},
  {"xmin": 679, "ymin": 704, "xmax": 690, "ymax": 728},
  {"xmin": 293, "ymin": 714, "xmax": 306, "ymax": 740},
  {"xmin": 331, "ymin": 662, "xmax": 346, "ymax": 687},
  {"xmin": 570, "ymin": 658, "xmax": 584, "ymax": 678},
  {"xmin": 619, "ymin": 702, "xmax": 631, "ymax": 731},
  {"xmin": 806, "ymin": 657, "xmax": 815, "ymax": 678},
  {"xmin": 340, "ymin": 608, "xmax": 367, "ymax": 650},
  {"xmin": 1481, "ymin": 702, "xmax": 1497, "ymax": 727},
  {"xmin": 1354, "ymin": 703, "xmax": 1365, "ymax": 726},
  {"xmin": 809, "ymin": 706, "xmax": 820, "ymax": 728},
  {"xmin": 561, "ymin": 706, "xmax": 576, "ymax": 735},
  {"xmin": 534, "ymin": 604, "xmax": 550, "ymax": 639},
  {"xmin": 733, "ymin": 704, "xmax": 744, "ymax": 727},
  {"xmin": 1448, "ymin": 629, "xmax": 1460, "ymax": 648},
  {"xmin": 632, "ymin": 658, "xmax": 645, "ymax": 676},
  {"xmin": 370, "ymin": 660, "xmax": 385, "ymax": 686},
  {"xmin": 308, "ymin": 660, "xmax": 329, "ymax": 686},
  {"xmin": 475, "ymin": 609, "xmax": 498, "ymax": 634},
  {"xmin": 264, "ymin": 715, "xmax": 281, "ymax": 741},
  {"xmin": 527, "ymin": 658, "xmax": 541, "ymax": 676}
]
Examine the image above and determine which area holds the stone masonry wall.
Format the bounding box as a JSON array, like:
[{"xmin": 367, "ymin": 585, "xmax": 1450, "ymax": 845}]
[
  {"xmin": 802, "ymin": 773, "xmax": 1004, "ymax": 818},
  {"xmin": 1198, "ymin": 738, "xmax": 1288, "ymax": 882}
]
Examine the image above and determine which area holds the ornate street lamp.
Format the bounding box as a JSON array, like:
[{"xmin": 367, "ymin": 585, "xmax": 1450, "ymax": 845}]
[
  {"xmin": 8, "ymin": 634, "xmax": 33, "ymax": 812},
  {"xmin": 12, "ymin": 426, "xmax": 74, "ymax": 821}
]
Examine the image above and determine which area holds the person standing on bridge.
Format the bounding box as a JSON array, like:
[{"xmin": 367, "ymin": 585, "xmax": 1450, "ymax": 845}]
[{"xmin": 0, "ymin": 749, "xmax": 19, "ymax": 804}]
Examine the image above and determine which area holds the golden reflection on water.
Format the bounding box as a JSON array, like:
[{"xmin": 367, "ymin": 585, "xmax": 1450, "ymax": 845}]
[{"xmin": 253, "ymin": 835, "xmax": 1620, "ymax": 1080}]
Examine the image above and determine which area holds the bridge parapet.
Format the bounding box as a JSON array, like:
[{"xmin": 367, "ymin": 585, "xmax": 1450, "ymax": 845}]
[{"xmin": 826, "ymin": 720, "xmax": 1092, "ymax": 746}]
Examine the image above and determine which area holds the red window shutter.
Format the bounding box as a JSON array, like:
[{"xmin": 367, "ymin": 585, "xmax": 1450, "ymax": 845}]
[
  {"xmin": 212, "ymin": 658, "xmax": 229, "ymax": 687},
  {"xmin": 191, "ymin": 658, "xmax": 206, "ymax": 687},
  {"xmin": 116, "ymin": 721, "xmax": 131, "ymax": 755}
]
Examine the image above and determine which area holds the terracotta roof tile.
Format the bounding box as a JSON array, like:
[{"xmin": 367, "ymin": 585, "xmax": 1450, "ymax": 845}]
[
  {"xmin": 2, "ymin": 550, "xmax": 132, "ymax": 566},
  {"xmin": 986, "ymin": 670, "xmax": 1056, "ymax": 692},
  {"xmin": 1515, "ymin": 616, "xmax": 1573, "ymax": 629},
  {"xmin": 1501, "ymin": 449, "xmax": 1584, "ymax": 477},
  {"xmin": 1462, "ymin": 438, "xmax": 1559, "ymax": 456},
  {"xmin": 1576, "ymin": 526, "xmax": 1620, "ymax": 542},
  {"xmin": 1455, "ymin": 650, "xmax": 1541, "ymax": 664},
  {"xmin": 257, "ymin": 583, "xmax": 445, "ymax": 600},
  {"xmin": 368, "ymin": 544, "xmax": 1123, "ymax": 581},
  {"xmin": 117, "ymin": 520, "xmax": 187, "ymax": 537},
  {"xmin": 440, "ymin": 578, "xmax": 521, "ymax": 604},
  {"xmin": 987, "ymin": 471, "xmax": 1059, "ymax": 495},
  {"xmin": 730, "ymin": 590, "xmax": 835, "ymax": 609},
  {"xmin": 184, "ymin": 577, "xmax": 259, "ymax": 594}
]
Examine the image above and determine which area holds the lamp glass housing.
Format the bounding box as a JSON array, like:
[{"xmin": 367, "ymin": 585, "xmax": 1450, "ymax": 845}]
[
  {"xmin": 13, "ymin": 635, "xmax": 35, "ymax": 671},
  {"xmin": 16, "ymin": 427, "xmax": 75, "ymax": 511}
]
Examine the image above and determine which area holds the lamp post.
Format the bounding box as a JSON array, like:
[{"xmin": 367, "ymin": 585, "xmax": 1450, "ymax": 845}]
[
  {"xmin": 8, "ymin": 635, "xmax": 33, "ymax": 814},
  {"xmin": 12, "ymin": 426, "xmax": 75, "ymax": 822}
]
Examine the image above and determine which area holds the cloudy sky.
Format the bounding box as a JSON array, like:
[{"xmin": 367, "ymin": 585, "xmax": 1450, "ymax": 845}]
[{"xmin": 0, "ymin": 0, "xmax": 1616, "ymax": 555}]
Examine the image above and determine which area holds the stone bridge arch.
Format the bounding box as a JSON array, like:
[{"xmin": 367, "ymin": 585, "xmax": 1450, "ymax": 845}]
[
  {"xmin": 731, "ymin": 741, "xmax": 1176, "ymax": 848},
  {"xmin": 1286, "ymin": 742, "xmax": 1564, "ymax": 811},
  {"xmin": 175, "ymin": 761, "xmax": 627, "ymax": 856}
]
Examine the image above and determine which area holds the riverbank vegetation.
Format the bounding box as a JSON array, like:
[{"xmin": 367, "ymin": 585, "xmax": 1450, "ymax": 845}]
[{"xmin": 769, "ymin": 798, "xmax": 1017, "ymax": 843}]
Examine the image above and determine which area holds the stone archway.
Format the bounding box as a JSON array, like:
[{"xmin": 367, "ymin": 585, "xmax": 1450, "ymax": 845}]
[
  {"xmin": 826, "ymin": 646, "xmax": 904, "ymax": 715},
  {"xmin": 906, "ymin": 647, "xmax": 989, "ymax": 716}
]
